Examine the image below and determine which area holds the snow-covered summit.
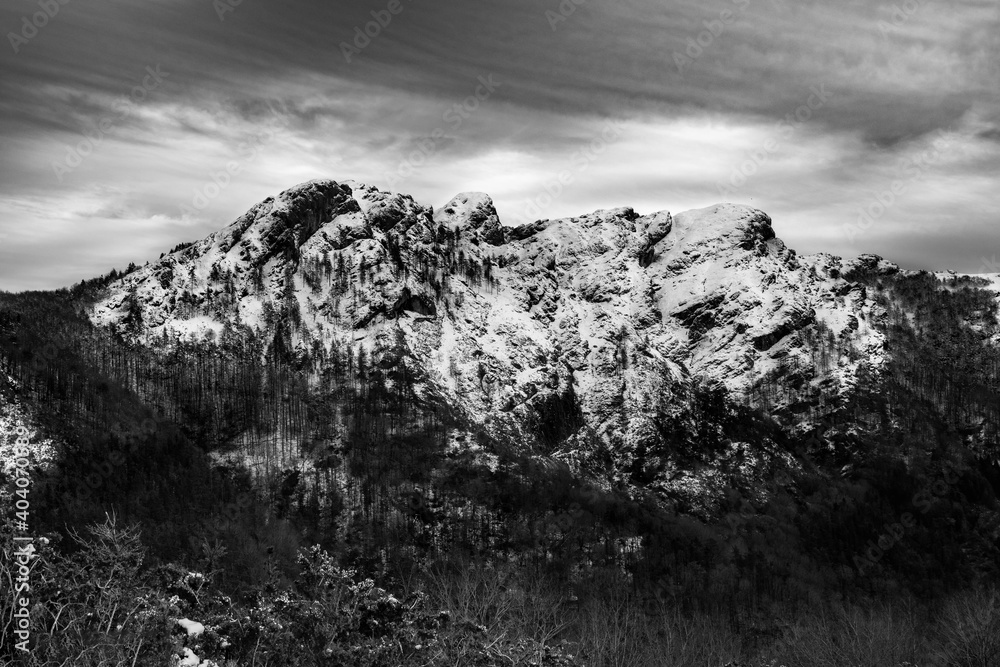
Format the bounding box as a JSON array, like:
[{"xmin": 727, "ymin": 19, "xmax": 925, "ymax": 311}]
[
  {"xmin": 435, "ymin": 192, "xmax": 504, "ymax": 245},
  {"xmin": 90, "ymin": 179, "xmax": 890, "ymax": 447}
]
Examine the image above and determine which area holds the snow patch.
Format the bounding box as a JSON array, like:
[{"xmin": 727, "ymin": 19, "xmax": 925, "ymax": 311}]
[{"xmin": 176, "ymin": 618, "xmax": 205, "ymax": 637}]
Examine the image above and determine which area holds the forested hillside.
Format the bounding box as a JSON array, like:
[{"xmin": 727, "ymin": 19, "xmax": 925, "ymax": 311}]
[{"xmin": 2, "ymin": 186, "xmax": 1000, "ymax": 665}]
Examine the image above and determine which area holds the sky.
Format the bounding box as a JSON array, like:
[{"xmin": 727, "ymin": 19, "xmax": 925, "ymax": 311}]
[{"xmin": 0, "ymin": 0, "xmax": 998, "ymax": 291}]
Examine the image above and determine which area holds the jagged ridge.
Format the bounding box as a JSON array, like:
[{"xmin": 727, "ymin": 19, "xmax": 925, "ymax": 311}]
[{"xmin": 91, "ymin": 178, "xmax": 892, "ymax": 453}]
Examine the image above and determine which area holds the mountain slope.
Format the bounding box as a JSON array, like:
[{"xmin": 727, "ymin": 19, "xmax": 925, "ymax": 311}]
[
  {"xmin": 89, "ymin": 179, "xmax": 891, "ymax": 455},
  {"xmin": 4, "ymin": 180, "xmax": 1000, "ymax": 667}
]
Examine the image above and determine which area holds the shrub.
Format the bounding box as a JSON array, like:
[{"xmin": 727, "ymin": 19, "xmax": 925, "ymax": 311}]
[
  {"xmin": 3, "ymin": 513, "xmax": 178, "ymax": 666},
  {"xmin": 936, "ymin": 586, "xmax": 1000, "ymax": 667}
]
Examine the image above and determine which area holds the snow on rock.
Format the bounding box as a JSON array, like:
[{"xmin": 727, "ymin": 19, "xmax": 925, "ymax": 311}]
[
  {"xmin": 652, "ymin": 203, "xmax": 812, "ymax": 384},
  {"xmin": 175, "ymin": 647, "xmax": 218, "ymax": 667},
  {"xmin": 970, "ymin": 273, "xmax": 1000, "ymax": 293},
  {"xmin": 0, "ymin": 372, "xmax": 57, "ymax": 510},
  {"xmin": 842, "ymin": 253, "xmax": 901, "ymax": 279},
  {"xmin": 435, "ymin": 192, "xmax": 505, "ymax": 245},
  {"xmin": 178, "ymin": 648, "xmax": 200, "ymax": 666},
  {"xmin": 88, "ymin": 179, "xmax": 892, "ymax": 453},
  {"xmin": 176, "ymin": 618, "xmax": 205, "ymax": 637}
]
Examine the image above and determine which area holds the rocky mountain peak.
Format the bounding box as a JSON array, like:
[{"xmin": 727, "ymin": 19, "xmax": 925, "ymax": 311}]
[
  {"xmin": 664, "ymin": 204, "xmax": 775, "ymax": 258},
  {"xmin": 90, "ymin": 179, "xmax": 891, "ymax": 449},
  {"xmin": 212, "ymin": 179, "xmax": 359, "ymax": 263},
  {"xmin": 436, "ymin": 192, "xmax": 504, "ymax": 245}
]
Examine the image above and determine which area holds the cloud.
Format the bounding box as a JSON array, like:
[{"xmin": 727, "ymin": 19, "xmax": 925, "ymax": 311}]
[{"xmin": 0, "ymin": 0, "xmax": 998, "ymax": 290}]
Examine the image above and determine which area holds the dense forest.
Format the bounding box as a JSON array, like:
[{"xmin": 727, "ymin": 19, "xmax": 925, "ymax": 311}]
[{"xmin": 1, "ymin": 267, "xmax": 999, "ymax": 666}]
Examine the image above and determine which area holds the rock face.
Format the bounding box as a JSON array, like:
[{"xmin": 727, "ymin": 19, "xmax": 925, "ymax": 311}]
[{"xmin": 90, "ymin": 179, "xmax": 890, "ymax": 450}]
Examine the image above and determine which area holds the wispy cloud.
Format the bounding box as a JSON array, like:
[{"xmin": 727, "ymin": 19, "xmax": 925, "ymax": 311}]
[{"xmin": 0, "ymin": 0, "xmax": 998, "ymax": 290}]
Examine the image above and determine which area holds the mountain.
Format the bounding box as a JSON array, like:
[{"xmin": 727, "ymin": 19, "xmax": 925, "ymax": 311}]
[
  {"xmin": 4, "ymin": 178, "xmax": 1000, "ymax": 667},
  {"xmin": 89, "ymin": 179, "xmax": 892, "ymax": 455}
]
